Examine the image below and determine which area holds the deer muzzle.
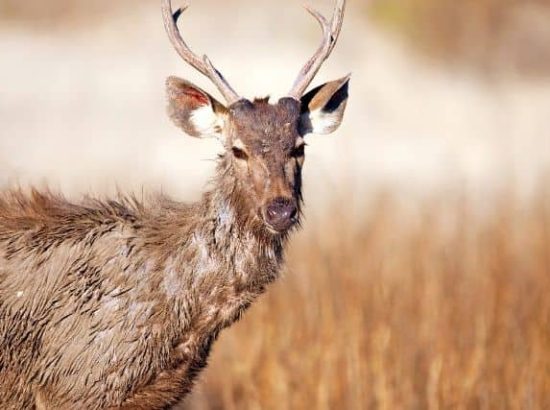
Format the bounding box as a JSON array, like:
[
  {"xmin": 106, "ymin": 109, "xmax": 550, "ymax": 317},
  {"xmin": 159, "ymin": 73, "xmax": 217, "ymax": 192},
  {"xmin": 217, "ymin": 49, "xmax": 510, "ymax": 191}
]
[{"xmin": 264, "ymin": 197, "xmax": 298, "ymax": 233}]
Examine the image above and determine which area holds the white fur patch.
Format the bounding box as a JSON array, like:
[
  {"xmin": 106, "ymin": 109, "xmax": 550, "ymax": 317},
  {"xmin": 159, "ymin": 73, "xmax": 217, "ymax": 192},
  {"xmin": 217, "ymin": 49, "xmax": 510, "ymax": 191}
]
[
  {"xmin": 190, "ymin": 105, "xmax": 223, "ymax": 137},
  {"xmin": 306, "ymin": 109, "xmax": 340, "ymax": 135},
  {"xmin": 218, "ymin": 202, "xmax": 234, "ymax": 226},
  {"xmin": 232, "ymin": 138, "xmax": 246, "ymax": 150},
  {"xmin": 192, "ymin": 233, "xmax": 219, "ymax": 277},
  {"xmin": 102, "ymin": 292, "xmax": 121, "ymax": 313},
  {"xmin": 163, "ymin": 257, "xmax": 182, "ymax": 297}
]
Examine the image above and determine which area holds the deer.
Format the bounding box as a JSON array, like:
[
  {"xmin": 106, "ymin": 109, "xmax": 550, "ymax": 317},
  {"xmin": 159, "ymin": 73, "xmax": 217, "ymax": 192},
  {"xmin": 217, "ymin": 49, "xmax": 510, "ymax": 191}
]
[{"xmin": 0, "ymin": 0, "xmax": 349, "ymax": 408}]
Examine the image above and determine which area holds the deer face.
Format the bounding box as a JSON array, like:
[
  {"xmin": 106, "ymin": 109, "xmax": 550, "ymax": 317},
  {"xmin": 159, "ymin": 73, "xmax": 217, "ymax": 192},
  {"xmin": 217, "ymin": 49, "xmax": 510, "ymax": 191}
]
[
  {"xmin": 225, "ymin": 98, "xmax": 303, "ymax": 233},
  {"xmin": 166, "ymin": 76, "xmax": 349, "ymax": 234},
  {"xmin": 162, "ymin": 0, "xmax": 348, "ymax": 234}
]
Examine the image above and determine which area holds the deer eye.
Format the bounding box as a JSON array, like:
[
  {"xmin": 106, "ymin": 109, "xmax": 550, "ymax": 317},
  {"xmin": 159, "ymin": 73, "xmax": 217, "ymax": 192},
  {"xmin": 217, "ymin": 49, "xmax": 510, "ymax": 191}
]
[
  {"xmin": 232, "ymin": 147, "xmax": 249, "ymax": 161},
  {"xmin": 291, "ymin": 144, "xmax": 306, "ymax": 158}
]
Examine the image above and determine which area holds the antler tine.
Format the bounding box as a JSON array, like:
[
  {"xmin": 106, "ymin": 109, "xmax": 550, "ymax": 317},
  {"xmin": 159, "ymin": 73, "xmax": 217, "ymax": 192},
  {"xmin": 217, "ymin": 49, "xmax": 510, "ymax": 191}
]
[
  {"xmin": 161, "ymin": 0, "xmax": 241, "ymax": 104},
  {"xmin": 288, "ymin": 0, "xmax": 347, "ymax": 100}
]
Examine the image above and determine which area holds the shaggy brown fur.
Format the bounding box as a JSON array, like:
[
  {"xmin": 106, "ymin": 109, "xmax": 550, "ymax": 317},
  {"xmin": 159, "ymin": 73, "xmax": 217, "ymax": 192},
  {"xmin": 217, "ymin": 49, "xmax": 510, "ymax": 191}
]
[
  {"xmin": 0, "ymin": 75, "xmax": 349, "ymax": 407},
  {"xmin": 0, "ymin": 3, "xmax": 350, "ymax": 404},
  {"xmin": 0, "ymin": 157, "xmax": 285, "ymax": 408}
]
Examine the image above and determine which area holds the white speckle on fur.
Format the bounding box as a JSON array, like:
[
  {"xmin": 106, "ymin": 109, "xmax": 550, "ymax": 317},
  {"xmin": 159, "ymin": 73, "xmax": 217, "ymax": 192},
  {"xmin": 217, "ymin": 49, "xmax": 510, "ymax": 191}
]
[
  {"xmin": 120, "ymin": 244, "xmax": 130, "ymax": 257},
  {"xmin": 16, "ymin": 291, "xmax": 23, "ymax": 298},
  {"xmin": 95, "ymin": 328, "xmax": 114, "ymax": 343},
  {"xmin": 192, "ymin": 233, "xmax": 218, "ymax": 277},
  {"xmin": 136, "ymin": 260, "xmax": 152, "ymax": 280},
  {"xmin": 193, "ymin": 233, "xmax": 208, "ymax": 260},
  {"xmin": 102, "ymin": 293, "xmax": 120, "ymax": 313},
  {"xmin": 218, "ymin": 202, "xmax": 234, "ymax": 226},
  {"xmin": 163, "ymin": 257, "xmax": 182, "ymax": 297},
  {"xmin": 126, "ymin": 301, "xmax": 153, "ymax": 325}
]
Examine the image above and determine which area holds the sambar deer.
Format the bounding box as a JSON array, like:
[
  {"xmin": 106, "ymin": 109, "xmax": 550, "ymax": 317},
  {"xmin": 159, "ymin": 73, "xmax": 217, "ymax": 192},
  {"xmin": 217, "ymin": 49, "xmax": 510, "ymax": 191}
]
[{"xmin": 0, "ymin": 0, "xmax": 349, "ymax": 408}]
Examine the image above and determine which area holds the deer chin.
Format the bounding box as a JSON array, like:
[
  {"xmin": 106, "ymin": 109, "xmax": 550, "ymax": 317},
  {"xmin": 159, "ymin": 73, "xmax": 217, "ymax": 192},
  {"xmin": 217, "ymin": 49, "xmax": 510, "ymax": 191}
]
[
  {"xmin": 264, "ymin": 223, "xmax": 285, "ymax": 236},
  {"xmin": 262, "ymin": 217, "xmax": 298, "ymax": 236}
]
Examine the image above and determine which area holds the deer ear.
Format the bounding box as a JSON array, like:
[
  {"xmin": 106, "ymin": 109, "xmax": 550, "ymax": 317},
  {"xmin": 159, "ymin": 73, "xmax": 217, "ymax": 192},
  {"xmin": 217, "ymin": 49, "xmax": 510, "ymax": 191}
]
[
  {"xmin": 166, "ymin": 76, "xmax": 228, "ymax": 139},
  {"xmin": 299, "ymin": 75, "xmax": 350, "ymax": 136}
]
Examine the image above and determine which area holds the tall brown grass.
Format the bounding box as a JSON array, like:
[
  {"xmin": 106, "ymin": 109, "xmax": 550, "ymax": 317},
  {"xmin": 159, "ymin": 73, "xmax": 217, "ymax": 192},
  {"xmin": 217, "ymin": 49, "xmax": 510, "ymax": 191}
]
[
  {"xmin": 183, "ymin": 189, "xmax": 550, "ymax": 409},
  {"xmin": 369, "ymin": 0, "xmax": 550, "ymax": 77}
]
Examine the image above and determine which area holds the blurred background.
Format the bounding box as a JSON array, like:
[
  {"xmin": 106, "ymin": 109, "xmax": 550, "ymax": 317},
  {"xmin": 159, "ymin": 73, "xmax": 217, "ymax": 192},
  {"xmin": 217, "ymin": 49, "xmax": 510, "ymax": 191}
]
[{"xmin": 1, "ymin": 0, "xmax": 549, "ymax": 408}]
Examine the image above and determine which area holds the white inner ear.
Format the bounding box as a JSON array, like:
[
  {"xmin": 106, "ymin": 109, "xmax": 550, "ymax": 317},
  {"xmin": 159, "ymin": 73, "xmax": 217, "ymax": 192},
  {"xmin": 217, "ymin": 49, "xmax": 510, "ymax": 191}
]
[
  {"xmin": 190, "ymin": 105, "xmax": 224, "ymax": 138},
  {"xmin": 304, "ymin": 109, "xmax": 341, "ymax": 135}
]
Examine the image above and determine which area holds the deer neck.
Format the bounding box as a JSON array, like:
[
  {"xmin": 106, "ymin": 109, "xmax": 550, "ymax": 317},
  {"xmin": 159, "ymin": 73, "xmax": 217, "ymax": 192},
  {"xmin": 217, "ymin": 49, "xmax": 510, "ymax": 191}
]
[
  {"xmin": 202, "ymin": 157, "xmax": 287, "ymax": 266},
  {"xmin": 158, "ymin": 159, "xmax": 287, "ymax": 335},
  {"xmin": 163, "ymin": 157, "xmax": 288, "ymax": 296}
]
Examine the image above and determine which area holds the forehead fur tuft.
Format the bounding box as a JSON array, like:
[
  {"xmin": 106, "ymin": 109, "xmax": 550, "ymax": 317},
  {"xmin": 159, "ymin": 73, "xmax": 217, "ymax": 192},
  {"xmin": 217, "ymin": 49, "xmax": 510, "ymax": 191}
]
[{"xmin": 253, "ymin": 97, "xmax": 270, "ymax": 105}]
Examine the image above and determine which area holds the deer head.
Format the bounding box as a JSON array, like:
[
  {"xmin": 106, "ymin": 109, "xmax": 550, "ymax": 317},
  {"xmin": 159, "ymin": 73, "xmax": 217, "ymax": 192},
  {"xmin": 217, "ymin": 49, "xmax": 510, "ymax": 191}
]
[{"xmin": 162, "ymin": 0, "xmax": 349, "ymax": 235}]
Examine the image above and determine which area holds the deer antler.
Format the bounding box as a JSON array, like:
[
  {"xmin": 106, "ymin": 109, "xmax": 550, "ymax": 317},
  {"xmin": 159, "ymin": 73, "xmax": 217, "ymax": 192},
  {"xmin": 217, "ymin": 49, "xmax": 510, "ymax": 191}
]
[
  {"xmin": 288, "ymin": 0, "xmax": 346, "ymax": 100},
  {"xmin": 161, "ymin": 0, "xmax": 241, "ymax": 105}
]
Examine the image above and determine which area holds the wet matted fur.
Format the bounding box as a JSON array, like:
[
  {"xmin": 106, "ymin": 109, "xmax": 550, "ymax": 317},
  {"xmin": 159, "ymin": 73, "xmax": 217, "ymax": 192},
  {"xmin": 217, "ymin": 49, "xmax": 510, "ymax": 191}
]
[{"xmin": 0, "ymin": 0, "xmax": 350, "ymax": 407}]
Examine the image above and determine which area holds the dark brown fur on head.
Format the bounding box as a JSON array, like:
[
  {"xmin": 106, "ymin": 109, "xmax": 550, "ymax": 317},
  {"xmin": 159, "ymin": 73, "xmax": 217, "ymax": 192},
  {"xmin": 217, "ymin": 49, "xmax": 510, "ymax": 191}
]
[
  {"xmin": 225, "ymin": 97, "xmax": 304, "ymax": 234},
  {"xmin": 167, "ymin": 75, "xmax": 349, "ymax": 236}
]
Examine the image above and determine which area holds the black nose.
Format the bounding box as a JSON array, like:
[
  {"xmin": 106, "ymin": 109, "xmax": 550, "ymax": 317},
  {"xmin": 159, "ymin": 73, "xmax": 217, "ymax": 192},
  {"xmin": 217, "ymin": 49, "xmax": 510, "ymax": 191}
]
[{"xmin": 265, "ymin": 197, "xmax": 298, "ymax": 231}]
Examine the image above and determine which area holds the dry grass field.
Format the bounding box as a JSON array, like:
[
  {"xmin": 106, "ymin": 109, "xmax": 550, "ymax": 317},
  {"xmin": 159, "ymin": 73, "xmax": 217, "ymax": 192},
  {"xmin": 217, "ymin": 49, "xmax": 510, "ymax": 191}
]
[
  {"xmin": 183, "ymin": 187, "xmax": 550, "ymax": 409},
  {"xmin": 369, "ymin": 0, "xmax": 550, "ymax": 77},
  {"xmin": 2, "ymin": 0, "xmax": 550, "ymax": 408}
]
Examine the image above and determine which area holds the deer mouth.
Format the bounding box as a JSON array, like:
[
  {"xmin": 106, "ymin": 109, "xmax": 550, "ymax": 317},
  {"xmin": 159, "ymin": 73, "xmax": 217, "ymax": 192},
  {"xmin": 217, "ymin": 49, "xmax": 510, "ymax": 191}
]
[{"xmin": 263, "ymin": 218, "xmax": 298, "ymax": 235}]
